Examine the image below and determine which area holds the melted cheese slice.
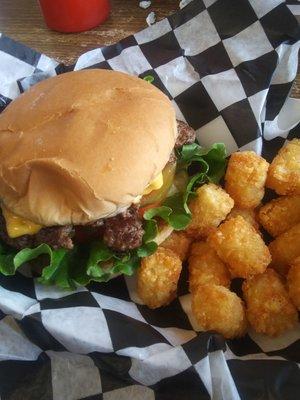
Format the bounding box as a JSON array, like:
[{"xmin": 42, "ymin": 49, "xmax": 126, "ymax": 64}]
[
  {"xmin": 1, "ymin": 206, "xmax": 42, "ymax": 238},
  {"xmin": 142, "ymin": 172, "xmax": 163, "ymax": 195}
]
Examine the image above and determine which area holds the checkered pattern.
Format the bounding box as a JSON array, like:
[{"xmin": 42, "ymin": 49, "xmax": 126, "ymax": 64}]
[{"xmin": 0, "ymin": 1, "xmax": 299, "ymax": 399}]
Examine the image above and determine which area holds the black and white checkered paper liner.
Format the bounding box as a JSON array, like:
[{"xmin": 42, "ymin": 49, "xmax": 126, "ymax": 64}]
[{"xmin": 0, "ymin": 1, "xmax": 299, "ymax": 399}]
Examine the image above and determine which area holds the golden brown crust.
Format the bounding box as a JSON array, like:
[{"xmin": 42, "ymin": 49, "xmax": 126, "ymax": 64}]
[
  {"xmin": 208, "ymin": 216, "xmax": 271, "ymax": 278},
  {"xmin": 137, "ymin": 247, "xmax": 182, "ymax": 309},
  {"xmin": 287, "ymin": 257, "xmax": 300, "ymax": 310},
  {"xmin": 160, "ymin": 230, "xmax": 192, "ymax": 261},
  {"xmin": 225, "ymin": 151, "xmax": 269, "ymax": 209},
  {"xmin": 269, "ymin": 223, "xmax": 300, "ymax": 276},
  {"xmin": 186, "ymin": 183, "xmax": 234, "ymax": 238},
  {"xmin": 191, "ymin": 284, "xmax": 247, "ymax": 339},
  {"xmin": 226, "ymin": 207, "xmax": 260, "ymax": 231},
  {"xmin": 266, "ymin": 139, "xmax": 300, "ymax": 195},
  {"xmin": 0, "ymin": 70, "xmax": 177, "ymax": 225},
  {"xmin": 243, "ymin": 269, "xmax": 298, "ymax": 336},
  {"xmin": 258, "ymin": 195, "xmax": 300, "ymax": 237},
  {"xmin": 188, "ymin": 241, "xmax": 231, "ymax": 291}
]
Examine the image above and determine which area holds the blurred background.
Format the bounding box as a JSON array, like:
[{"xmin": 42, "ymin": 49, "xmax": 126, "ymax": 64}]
[{"xmin": 0, "ymin": 0, "xmax": 178, "ymax": 64}]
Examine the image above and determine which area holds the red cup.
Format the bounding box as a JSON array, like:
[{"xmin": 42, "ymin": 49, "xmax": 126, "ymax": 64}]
[{"xmin": 39, "ymin": 0, "xmax": 110, "ymax": 33}]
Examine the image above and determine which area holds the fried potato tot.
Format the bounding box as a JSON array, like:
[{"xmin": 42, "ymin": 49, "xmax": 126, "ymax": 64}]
[
  {"xmin": 266, "ymin": 139, "xmax": 300, "ymax": 195},
  {"xmin": 188, "ymin": 241, "xmax": 231, "ymax": 292},
  {"xmin": 258, "ymin": 195, "xmax": 300, "ymax": 237},
  {"xmin": 287, "ymin": 257, "xmax": 300, "ymax": 310},
  {"xmin": 208, "ymin": 216, "xmax": 271, "ymax": 278},
  {"xmin": 137, "ymin": 247, "xmax": 182, "ymax": 309},
  {"xmin": 225, "ymin": 151, "xmax": 269, "ymax": 208},
  {"xmin": 187, "ymin": 183, "xmax": 234, "ymax": 238},
  {"xmin": 242, "ymin": 269, "xmax": 298, "ymax": 336},
  {"xmin": 269, "ymin": 223, "xmax": 300, "ymax": 275},
  {"xmin": 160, "ymin": 231, "xmax": 192, "ymax": 261},
  {"xmin": 192, "ymin": 284, "xmax": 247, "ymax": 339},
  {"xmin": 226, "ymin": 207, "xmax": 259, "ymax": 231}
]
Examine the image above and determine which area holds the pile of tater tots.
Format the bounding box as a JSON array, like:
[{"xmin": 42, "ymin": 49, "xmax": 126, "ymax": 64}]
[{"xmin": 137, "ymin": 139, "xmax": 300, "ymax": 339}]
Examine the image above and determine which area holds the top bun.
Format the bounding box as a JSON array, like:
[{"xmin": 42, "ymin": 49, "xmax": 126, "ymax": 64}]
[{"xmin": 0, "ymin": 69, "xmax": 177, "ymax": 226}]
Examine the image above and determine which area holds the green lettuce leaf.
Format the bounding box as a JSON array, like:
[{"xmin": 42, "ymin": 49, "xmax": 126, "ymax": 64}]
[
  {"xmin": 0, "ymin": 242, "xmax": 77, "ymax": 289},
  {"xmin": 82, "ymin": 239, "xmax": 151, "ymax": 284},
  {"xmin": 39, "ymin": 249, "xmax": 76, "ymax": 290},
  {"xmin": 0, "ymin": 240, "xmax": 149, "ymax": 290},
  {"xmin": 137, "ymin": 241, "xmax": 158, "ymax": 257},
  {"xmin": 144, "ymin": 142, "xmax": 227, "ymax": 230},
  {"xmin": 0, "ymin": 243, "xmax": 15, "ymax": 275},
  {"xmin": 142, "ymin": 219, "xmax": 158, "ymax": 243}
]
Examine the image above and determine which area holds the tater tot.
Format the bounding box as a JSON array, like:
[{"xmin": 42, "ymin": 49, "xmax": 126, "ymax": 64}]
[
  {"xmin": 192, "ymin": 284, "xmax": 247, "ymax": 339},
  {"xmin": 187, "ymin": 183, "xmax": 234, "ymax": 238},
  {"xmin": 266, "ymin": 139, "xmax": 300, "ymax": 195},
  {"xmin": 258, "ymin": 195, "xmax": 300, "ymax": 237},
  {"xmin": 225, "ymin": 151, "xmax": 269, "ymax": 209},
  {"xmin": 208, "ymin": 216, "xmax": 271, "ymax": 278},
  {"xmin": 287, "ymin": 257, "xmax": 300, "ymax": 310},
  {"xmin": 242, "ymin": 269, "xmax": 298, "ymax": 336},
  {"xmin": 226, "ymin": 207, "xmax": 259, "ymax": 231},
  {"xmin": 269, "ymin": 223, "xmax": 300, "ymax": 276},
  {"xmin": 137, "ymin": 247, "xmax": 182, "ymax": 309},
  {"xmin": 160, "ymin": 231, "xmax": 192, "ymax": 261},
  {"xmin": 188, "ymin": 241, "xmax": 231, "ymax": 292}
]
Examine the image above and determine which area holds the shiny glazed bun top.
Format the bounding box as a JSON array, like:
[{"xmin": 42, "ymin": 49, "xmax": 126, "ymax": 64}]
[{"xmin": 0, "ymin": 69, "xmax": 177, "ymax": 226}]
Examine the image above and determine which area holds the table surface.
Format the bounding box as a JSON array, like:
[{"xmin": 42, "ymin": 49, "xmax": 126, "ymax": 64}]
[{"xmin": 0, "ymin": 0, "xmax": 299, "ymax": 97}]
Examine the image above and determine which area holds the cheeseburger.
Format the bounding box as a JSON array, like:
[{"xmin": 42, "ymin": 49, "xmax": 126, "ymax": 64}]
[{"xmin": 0, "ymin": 69, "xmax": 200, "ymax": 286}]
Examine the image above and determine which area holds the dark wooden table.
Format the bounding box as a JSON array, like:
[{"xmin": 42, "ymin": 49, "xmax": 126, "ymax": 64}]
[{"xmin": 0, "ymin": 0, "xmax": 299, "ymax": 97}]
